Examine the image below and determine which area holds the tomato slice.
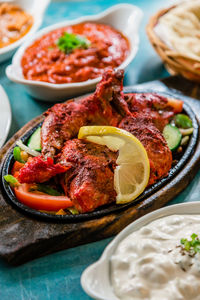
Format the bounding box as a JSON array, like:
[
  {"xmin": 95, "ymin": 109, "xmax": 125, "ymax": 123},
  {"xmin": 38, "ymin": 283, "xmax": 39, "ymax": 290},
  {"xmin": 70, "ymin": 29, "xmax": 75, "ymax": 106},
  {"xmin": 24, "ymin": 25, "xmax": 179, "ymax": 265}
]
[
  {"xmin": 11, "ymin": 161, "xmax": 24, "ymax": 178},
  {"xmin": 14, "ymin": 184, "xmax": 73, "ymax": 211},
  {"xmin": 167, "ymin": 97, "xmax": 183, "ymax": 113}
]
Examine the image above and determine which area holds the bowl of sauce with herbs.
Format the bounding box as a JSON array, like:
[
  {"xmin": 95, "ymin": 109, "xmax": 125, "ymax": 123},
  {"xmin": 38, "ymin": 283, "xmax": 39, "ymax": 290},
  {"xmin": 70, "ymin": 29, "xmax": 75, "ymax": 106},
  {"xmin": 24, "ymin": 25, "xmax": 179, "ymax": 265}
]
[
  {"xmin": 21, "ymin": 22, "xmax": 130, "ymax": 84},
  {"xmin": 6, "ymin": 4, "xmax": 143, "ymax": 101}
]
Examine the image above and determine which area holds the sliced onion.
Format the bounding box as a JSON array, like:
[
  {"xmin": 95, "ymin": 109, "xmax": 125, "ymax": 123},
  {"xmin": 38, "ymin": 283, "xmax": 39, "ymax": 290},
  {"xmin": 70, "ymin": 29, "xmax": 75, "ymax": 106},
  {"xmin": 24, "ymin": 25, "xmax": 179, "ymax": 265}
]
[{"xmin": 16, "ymin": 140, "xmax": 40, "ymax": 157}]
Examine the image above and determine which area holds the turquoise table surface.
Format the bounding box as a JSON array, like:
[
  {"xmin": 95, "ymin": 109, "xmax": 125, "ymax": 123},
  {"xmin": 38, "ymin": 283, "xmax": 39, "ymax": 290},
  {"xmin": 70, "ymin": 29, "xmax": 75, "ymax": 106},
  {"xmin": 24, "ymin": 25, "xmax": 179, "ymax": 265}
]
[{"xmin": 1, "ymin": 0, "xmax": 200, "ymax": 299}]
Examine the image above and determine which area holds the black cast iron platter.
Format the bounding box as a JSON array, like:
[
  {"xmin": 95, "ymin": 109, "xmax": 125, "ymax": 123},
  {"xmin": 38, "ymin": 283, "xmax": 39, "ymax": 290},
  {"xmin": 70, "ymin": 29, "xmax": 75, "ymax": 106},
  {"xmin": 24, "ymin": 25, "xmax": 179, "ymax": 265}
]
[{"xmin": 1, "ymin": 91, "xmax": 198, "ymax": 222}]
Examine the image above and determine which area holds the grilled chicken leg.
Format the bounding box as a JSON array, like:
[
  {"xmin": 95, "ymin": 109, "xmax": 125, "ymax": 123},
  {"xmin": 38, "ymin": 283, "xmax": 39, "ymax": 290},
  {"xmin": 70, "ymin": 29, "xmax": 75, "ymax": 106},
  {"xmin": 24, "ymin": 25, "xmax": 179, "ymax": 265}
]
[{"xmin": 41, "ymin": 69, "xmax": 124, "ymax": 158}]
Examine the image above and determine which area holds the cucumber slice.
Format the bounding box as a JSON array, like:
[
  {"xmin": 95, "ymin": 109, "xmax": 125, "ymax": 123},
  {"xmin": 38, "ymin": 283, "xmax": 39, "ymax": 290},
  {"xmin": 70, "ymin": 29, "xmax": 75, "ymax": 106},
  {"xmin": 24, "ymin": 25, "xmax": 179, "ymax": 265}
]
[
  {"xmin": 27, "ymin": 127, "xmax": 41, "ymax": 151},
  {"xmin": 163, "ymin": 124, "xmax": 182, "ymax": 151}
]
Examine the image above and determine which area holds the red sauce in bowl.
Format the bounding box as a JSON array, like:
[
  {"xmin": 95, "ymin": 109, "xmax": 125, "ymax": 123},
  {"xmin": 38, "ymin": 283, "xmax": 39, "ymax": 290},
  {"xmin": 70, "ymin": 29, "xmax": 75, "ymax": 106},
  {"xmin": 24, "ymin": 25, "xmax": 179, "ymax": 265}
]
[{"xmin": 21, "ymin": 22, "xmax": 130, "ymax": 84}]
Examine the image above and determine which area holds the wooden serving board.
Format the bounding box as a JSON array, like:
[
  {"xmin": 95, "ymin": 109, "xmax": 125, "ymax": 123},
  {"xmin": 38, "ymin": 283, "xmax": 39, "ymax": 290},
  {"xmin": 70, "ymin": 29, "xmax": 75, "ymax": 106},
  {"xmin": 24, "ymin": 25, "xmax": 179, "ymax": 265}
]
[{"xmin": 1, "ymin": 76, "xmax": 200, "ymax": 266}]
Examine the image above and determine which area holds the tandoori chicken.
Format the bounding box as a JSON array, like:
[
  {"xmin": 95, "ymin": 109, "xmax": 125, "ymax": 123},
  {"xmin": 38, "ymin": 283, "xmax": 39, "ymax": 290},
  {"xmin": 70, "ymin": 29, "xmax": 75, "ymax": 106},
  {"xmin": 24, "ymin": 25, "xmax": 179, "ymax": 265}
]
[
  {"xmin": 58, "ymin": 139, "xmax": 117, "ymax": 213},
  {"xmin": 41, "ymin": 69, "xmax": 124, "ymax": 158},
  {"xmin": 125, "ymin": 93, "xmax": 177, "ymax": 132},
  {"xmin": 18, "ymin": 69, "xmax": 183, "ymax": 212},
  {"xmin": 119, "ymin": 114, "xmax": 172, "ymax": 186}
]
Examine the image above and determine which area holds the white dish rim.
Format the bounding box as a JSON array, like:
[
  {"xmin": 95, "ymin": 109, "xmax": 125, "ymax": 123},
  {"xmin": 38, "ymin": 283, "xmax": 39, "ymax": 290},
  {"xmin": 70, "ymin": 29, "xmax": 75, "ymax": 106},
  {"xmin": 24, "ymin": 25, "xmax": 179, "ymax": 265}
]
[
  {"xmin": 81, "ymin": 201, "xmax": 200, "ymax": 300},
  {"xmin": 6, "ymin": 3, "xmax": 143, "ymax": 90},
  {"xmin": 0, "ymin": 85, "xmax": 12, "ymax": 148}
]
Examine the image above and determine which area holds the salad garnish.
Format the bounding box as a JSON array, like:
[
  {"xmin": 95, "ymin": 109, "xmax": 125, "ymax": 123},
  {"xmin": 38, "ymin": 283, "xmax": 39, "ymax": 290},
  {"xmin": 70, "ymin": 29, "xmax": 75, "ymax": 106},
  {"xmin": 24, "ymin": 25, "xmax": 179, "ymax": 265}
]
[
  {"xmin": 4, "ymin": 175, "xmax": 20, "ymax": 188},
  {"xmin": 175, "ymin": 114, "xmax": 193, "ymax": 129},
  {"xmin": 13, "ymin": 146, "xmax": 25, "ymax": 163},
  {"xmin": 30, "ymin": 184, "xmax": 62, "ymax": 196},
  {"xmin": 16, "ymin": 139, "xmax": 40, "ymax": 157},
  {"xmin": 163, "ymin": 113, "xmax": 193, "ymax": 153},
  {"xmin": 67, "ymin": 208, "xmax": 79, "ymax": 215}
]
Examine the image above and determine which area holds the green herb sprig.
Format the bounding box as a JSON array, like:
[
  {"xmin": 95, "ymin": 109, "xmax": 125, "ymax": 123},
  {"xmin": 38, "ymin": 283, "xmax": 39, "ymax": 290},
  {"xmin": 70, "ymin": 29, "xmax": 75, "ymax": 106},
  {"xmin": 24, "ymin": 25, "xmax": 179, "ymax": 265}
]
[
  {"xmin": 181, "ymin": 233, "xmax": 200, "ymax": 253},
  {"xmin": 57, "ymin": 32, "xmax": 90, "ymax": 54}
]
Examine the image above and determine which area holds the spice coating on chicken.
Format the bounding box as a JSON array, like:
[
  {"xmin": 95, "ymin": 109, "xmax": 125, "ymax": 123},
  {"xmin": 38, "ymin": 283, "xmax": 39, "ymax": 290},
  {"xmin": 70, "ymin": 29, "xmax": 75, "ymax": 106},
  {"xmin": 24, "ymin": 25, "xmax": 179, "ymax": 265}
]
[
  {"xmin": 18, "ymin": 156, "xmax": 68, "ymax": 183},
  {"xmin": 119, "ymin": 114, "xmax": 172, "ymax": 185},
  {"xmin": 41, "ymin": 69, "xmax": 125, "ymax": 158},
  {"xmin": 124, "ymin": 93, "xmax": 178, "ymax": 132},
  {"xmin": 57, "ymin": 139, "xmax": 117, "ymax": 213}
]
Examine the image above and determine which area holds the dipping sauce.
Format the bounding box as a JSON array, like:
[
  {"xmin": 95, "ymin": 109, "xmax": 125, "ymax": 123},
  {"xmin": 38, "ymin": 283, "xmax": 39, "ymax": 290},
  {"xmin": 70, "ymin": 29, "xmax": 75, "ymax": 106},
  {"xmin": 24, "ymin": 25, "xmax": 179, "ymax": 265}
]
[
  {"xmin": 111, "ymin": 215, "xmax": 200, "ymax": 300},
  {"xmin": 21, "ymin": 23, "xmax": 130, "ymax": 84},
  {"xmin": 0, "ymin": 3, "xmax": 33, "ymax": 48}
]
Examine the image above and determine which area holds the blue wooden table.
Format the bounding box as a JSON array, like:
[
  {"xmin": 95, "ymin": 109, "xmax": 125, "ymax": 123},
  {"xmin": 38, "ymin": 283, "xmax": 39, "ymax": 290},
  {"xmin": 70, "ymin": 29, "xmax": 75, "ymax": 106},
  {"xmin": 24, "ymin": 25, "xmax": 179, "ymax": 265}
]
[{"xmin": 1, "ymin": 1, "xmax": 200, "ymax": 299}]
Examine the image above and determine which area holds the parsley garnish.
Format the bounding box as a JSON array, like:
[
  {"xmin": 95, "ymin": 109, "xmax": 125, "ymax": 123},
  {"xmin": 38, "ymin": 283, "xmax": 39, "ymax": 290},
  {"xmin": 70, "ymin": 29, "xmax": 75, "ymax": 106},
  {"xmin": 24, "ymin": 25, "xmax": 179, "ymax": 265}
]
[
  {"xmin": 180, "ymin": 233, "xmax": 200, "ymax": 253},
  {"xmin": 57, "ymin": 32, "xmax": 90, "ymax": 54}
]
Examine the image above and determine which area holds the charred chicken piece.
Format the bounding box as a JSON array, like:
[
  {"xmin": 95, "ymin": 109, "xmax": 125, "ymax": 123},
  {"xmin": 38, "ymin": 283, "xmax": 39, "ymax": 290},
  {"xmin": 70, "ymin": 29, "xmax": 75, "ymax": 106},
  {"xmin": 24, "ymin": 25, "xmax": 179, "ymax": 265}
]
[
  {"xmin": 119, "ymin": 113, "xmax": 172, "ymax": 185},
  {"xmin": 57, "ymin": 139, "xmax": 117, "ymax": 213},
  {"xmin": 124, "ymin": 93, "xmax": 182, "ymax": 132},
  {"xmin": 41, "ymin": 69, "xmax": 125, "ymax": 158}
]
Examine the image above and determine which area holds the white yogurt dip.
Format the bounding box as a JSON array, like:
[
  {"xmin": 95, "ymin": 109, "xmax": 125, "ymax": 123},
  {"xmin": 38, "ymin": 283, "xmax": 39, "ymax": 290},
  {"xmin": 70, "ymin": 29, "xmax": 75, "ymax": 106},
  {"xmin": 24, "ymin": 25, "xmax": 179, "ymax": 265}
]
[{"xmin": 111, "ymin": 214, "xmax": 200, "ymax": 300}]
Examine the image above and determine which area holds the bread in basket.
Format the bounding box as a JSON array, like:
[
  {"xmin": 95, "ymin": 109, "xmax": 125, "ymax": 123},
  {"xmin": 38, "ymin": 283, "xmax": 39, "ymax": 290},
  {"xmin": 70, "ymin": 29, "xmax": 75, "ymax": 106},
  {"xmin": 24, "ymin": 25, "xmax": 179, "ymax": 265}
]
[{"xmin": 146, "ymin": 1, "xmax": 200, "ymax": 83}]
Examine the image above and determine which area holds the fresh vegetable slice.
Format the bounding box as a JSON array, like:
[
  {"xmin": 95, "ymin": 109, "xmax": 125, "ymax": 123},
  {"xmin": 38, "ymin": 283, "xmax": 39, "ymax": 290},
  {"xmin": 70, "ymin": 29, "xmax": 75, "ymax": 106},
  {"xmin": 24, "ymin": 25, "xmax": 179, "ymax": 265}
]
[
  {"xmin": 179, "ymin": 128, "xmax": 193, "ymax": 136},
  {"xmin": 4, "ymin": 175, "xmax": 20, "ymax": 187},
  {"xmin": 14, "ymin": 184, "xmax": 73, "ymax": 211},
  {"xmin": 34, "ymin": 184, "xmax": 62, "ymax": 196},
  {"xmin": 13, "ymin": 146, "xmax": 25, "ymax": 163},
  {"xmin": 27, "ymin": 127, "xmax": 41, "ymax": 151},
  {"xmin": 181, "ymin": 136, "xmax": 189, "ymax": 146},
  {"xmin": 175, "ymin": 114, "xmax": 193, "ymax": 129},
  {"xmin": 167, "ymin": 97, "xmax": 183, "ymax": 113},
  {"xmin": 20, "ymin": 151, "xmax": 29, "ymax": 162},
  {"xmin": 16, "ymin": 139, "xmax": 40, "ymax": 157},
  {"xmin": 67, "ymin": 207, "xmax": 79, "ymax": 215},
  {"xmin": 56, "ymin": 209, "xmax": 67, "ymax": 215},
  {"xmin": 11, "ymin": 161, "xmax": 24, "ymax": 176},
  {"xmin": 163, "ymin": 124, "xmax": 182, "ymax": 151}
]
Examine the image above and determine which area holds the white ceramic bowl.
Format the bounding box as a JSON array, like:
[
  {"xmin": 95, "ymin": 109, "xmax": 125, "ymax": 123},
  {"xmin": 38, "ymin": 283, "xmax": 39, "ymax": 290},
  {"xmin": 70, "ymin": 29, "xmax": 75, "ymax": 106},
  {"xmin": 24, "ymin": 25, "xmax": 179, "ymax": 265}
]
[
  {"xmin": 0, "ymin": 85, "xmax": 11, "ymax": 147},
  {"xmin": 0, "ymin": 0, "xmax": 50, "ymax": 63},
  {"xmin": 81, "ymin": 202, "xmax": 200, "ymax": 300},
  {"xmin": 6, "ymin": 4, "xmax": 143, "ymax": 102}
]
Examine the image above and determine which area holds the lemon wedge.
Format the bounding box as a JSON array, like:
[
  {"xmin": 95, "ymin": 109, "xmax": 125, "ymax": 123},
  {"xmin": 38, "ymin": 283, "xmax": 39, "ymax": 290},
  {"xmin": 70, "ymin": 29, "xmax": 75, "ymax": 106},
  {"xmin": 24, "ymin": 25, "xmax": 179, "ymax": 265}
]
[{"xmin": 78, "ymin": 126, "xmax": 150, "ymax": 204}]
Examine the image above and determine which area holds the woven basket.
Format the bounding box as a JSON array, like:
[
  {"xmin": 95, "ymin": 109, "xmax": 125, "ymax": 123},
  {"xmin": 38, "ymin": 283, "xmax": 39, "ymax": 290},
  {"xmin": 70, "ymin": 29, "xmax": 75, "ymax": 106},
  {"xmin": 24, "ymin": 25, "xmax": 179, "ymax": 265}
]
[{"xmin": 146, "ymin": 5, "xmax": 200, "ymax": 83}]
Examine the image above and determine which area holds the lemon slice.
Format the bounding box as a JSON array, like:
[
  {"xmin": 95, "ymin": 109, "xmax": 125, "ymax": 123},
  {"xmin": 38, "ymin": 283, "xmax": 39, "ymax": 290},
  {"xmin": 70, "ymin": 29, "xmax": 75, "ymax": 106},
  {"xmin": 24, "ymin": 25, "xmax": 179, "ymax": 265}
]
[{"xmin": 78, "ymin": 126, "xmax": 150, "ymax": 204}]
